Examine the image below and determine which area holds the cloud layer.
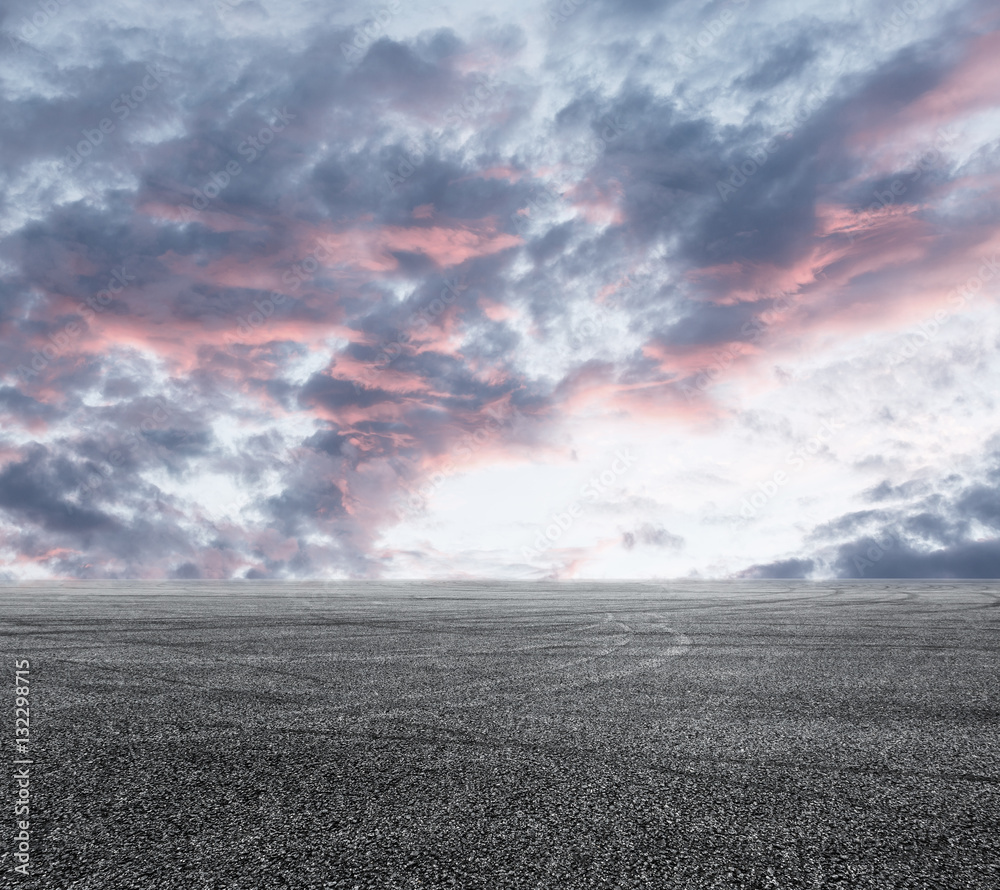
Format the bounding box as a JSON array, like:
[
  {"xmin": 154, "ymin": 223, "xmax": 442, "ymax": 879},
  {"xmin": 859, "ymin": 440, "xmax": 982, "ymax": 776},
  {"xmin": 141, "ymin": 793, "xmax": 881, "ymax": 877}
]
[{"xmin": 1, "ymin": 0, "xmax": 998, "ymax": 579}]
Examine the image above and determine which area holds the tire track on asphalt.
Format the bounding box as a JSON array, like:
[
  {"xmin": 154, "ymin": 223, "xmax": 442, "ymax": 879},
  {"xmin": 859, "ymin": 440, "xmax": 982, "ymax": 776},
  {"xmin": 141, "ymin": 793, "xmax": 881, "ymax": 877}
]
[{"xmin": 392, "ymin": 613, "xmax": 694, "ymax": 713}]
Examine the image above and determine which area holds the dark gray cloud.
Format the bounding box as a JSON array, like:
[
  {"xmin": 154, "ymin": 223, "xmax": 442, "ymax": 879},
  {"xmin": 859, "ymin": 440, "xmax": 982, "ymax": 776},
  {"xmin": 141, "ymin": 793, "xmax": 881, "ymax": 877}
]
[
  {"xmin": 745, "ymin": 439, "xmax": 1000, "ymax": 579},
  {"xmin": 738, "ymin": 558, "xmax": 816, "ymax": 579},
  {"xmin": 737, "ymin": 34, "xmax": 817, "ymax": 92}
]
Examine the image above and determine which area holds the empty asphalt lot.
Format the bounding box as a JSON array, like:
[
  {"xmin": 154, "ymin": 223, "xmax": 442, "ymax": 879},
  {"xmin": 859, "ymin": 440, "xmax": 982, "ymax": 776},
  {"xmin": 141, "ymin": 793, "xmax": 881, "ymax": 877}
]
[{"xmin": 1, "ymin": 581, "xmax": 997, "ymax": 888}]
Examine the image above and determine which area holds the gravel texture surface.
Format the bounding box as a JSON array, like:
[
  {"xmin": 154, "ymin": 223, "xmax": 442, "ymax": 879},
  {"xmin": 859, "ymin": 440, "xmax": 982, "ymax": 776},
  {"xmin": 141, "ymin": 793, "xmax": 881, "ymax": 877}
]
[{"xmin": 1, "ymin": 580, "xmax": 997, "ymax": 889}]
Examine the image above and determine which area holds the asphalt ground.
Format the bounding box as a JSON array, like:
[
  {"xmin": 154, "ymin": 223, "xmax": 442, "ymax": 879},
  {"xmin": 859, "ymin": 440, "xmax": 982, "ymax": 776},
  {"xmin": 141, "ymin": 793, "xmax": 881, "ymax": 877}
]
[{"xmin": 1, "ymin": 580, "xmax": 997, "ymax": 888}]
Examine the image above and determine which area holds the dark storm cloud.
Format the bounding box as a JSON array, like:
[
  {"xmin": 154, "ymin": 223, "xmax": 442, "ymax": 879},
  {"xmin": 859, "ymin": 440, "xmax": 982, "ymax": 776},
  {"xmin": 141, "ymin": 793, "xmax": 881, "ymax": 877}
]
[
  {"xmin": 806, "ymin": 509, "xmax": 893, "ymax": 541},
  {"xmin": 832, "ymin": 539, "xmax": 1000, "ymax": 579},
  {"xmin": 955, "ymin": 485, "xmax": 1000, "ymax": 527},
  {"xmin": 737, "ymin": 558, "xmax": 816, "ymax": 579},
  {"xmin": 0, "ymin": 441, "xmax": 207, "ymax": 577},
  {"xmin": 748, "ymin": 441, "xmax": 1000, "ymax": 579},
  {"xmin": 903, "ymin": 511, "xmax": 961, "ymax": 545},
  {"xmin": 0, "ymin": 446, "xmax": 119, "ymax": 537},
  {"xmin": 617, "ymin": 35, "xmax": 947, "ymax": 264},
  {"xmin": 265, "ymin": 479, "xmax": 346, "ymax": 537}
]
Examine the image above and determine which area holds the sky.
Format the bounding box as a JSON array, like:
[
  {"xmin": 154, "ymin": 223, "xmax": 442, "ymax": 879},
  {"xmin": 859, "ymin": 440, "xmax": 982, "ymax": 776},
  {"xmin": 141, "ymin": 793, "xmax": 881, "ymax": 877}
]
[{"xmin": 0, "ymin": 0, "xmax": 998, "ymax": 581}]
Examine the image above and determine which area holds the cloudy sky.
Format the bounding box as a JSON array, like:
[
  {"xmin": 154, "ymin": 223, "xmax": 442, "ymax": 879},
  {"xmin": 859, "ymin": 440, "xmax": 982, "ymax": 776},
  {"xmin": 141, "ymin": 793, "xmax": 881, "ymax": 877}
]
[{"xmin": 1, "ymin": 0, "xmax": 998, "ymax": 581}]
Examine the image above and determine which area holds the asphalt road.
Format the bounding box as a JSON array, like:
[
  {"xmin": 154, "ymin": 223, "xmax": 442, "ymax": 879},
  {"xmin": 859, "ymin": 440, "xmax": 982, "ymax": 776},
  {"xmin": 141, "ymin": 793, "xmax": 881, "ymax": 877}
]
[{"xmin": 1, "ymin": 581, "xmax": 997, "ymax": 888}]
